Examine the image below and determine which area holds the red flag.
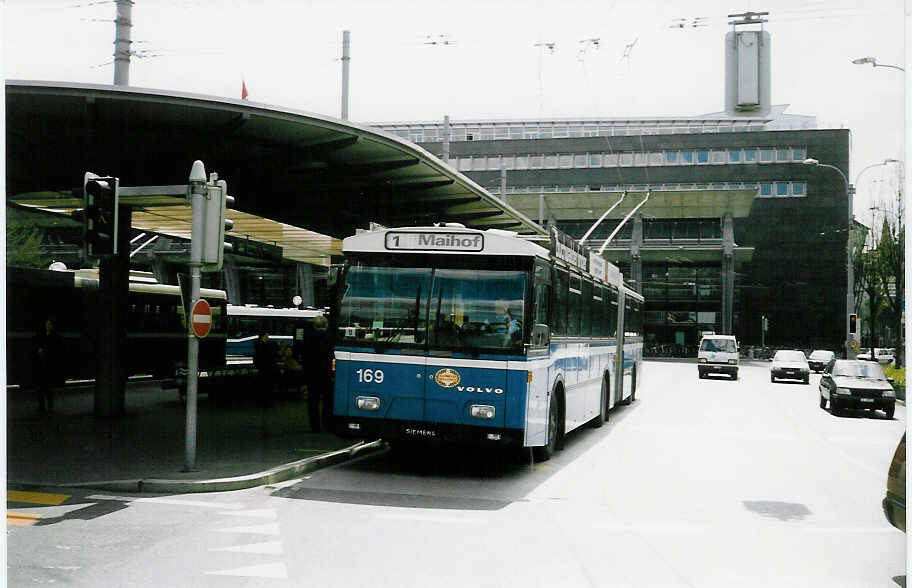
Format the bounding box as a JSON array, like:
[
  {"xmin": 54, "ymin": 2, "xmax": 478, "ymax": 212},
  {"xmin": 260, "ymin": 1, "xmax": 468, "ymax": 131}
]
[{"xmin": 241, "ymin": 79, "xmax": 248, "ymax": 100}]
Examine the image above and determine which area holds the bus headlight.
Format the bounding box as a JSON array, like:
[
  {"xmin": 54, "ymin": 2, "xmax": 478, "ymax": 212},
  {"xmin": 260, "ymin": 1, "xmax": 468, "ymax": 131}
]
[
  {"xmin": 471, "ymin": 405, "xmax": 496, "ymax": 419},
  {"xmin": 699, "ymin": 358, "xmax": 707, "ymax": 363},
  {"xmin": 728, "ymin": 359, "xmax": 738, "ymax": 365},
  {"xmin": 356, "ymin": 396, "xmax": 381, "ymax": 411},
  {"xmin": 835, "ymin": 387, "xmax": 851, "ymax": 395}
]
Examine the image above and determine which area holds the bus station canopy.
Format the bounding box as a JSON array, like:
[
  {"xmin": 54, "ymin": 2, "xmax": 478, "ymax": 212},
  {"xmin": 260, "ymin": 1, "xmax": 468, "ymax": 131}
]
[{"xmin": 6, "ymin": 80, "xmax": 545, "ymax": 267}]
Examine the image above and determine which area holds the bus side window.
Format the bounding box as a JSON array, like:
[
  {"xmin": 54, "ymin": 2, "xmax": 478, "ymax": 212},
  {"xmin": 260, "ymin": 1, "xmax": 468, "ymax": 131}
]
[
  {"xmin": 580, "ymin": 279, "xmax": 592, "ymax": 337},
  {"xmin": 606, "ymin": 287, "xmax": 618, "ymax": 339},
  {"xmin": 567, "ymin": 273, "xmax": 581, "ymax": 337},
  {"xmin": 551, "ymin": 266, "xmax": 569, "ymax": 336},
  {"xmin": 592, "ymin": 284, "xmax": 605, "ymax": 337}
]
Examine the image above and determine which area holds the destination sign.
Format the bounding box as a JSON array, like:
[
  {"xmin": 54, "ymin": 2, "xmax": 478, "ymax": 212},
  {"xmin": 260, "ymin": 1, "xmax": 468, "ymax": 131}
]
[{"xmin": 385, "ymin": 231, "xmax": 484, "ymax": 252}]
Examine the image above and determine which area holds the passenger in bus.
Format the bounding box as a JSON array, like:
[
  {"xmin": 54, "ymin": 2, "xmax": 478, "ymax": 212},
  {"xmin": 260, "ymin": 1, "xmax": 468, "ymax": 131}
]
[
  {"xmin": 33, "ymin": 317, "xmax": 63, "ymax": 413},
  {"xmin": 305, "ymin": 316, "xmax": 334, "ymax": 432},
  {"xmin": 253, "ymin": 331, "xmax": 279, "ymax": 408}
]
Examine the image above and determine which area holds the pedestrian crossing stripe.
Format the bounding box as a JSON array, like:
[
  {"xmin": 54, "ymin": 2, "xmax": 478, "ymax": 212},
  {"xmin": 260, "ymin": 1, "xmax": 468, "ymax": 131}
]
[
  {"xmin": 8, "ymin": 491, "xmax": 70, "ymax": 505},
  {"xmin": 7, "ymin": 512, "xmax": 40, "ymax": 526}
]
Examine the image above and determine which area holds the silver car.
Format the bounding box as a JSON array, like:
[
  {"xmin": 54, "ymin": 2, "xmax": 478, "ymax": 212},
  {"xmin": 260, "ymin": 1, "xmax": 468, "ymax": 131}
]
[{"xmin": 770, "ymin": 349, "xmax": 810, "ymax": 384}]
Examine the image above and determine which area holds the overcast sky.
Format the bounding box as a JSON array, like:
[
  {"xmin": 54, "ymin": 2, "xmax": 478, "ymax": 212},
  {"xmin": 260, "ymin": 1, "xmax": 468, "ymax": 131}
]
[{"xmin": 3, "ymin": 0, "xmax": 905, "ymax": 223}]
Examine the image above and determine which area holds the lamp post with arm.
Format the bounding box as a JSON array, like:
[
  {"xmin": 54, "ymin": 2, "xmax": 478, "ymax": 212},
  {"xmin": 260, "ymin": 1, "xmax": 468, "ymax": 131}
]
[{"xmin": 803, "ymin": 157, "xmax": 900, "ymax": 358}]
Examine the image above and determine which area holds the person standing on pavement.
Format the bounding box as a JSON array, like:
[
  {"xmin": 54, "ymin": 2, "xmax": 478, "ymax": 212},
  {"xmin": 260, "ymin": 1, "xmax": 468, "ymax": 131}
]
[
  {"xmin": 33, "ymin": 317, "xmax": 63, "ymax": 413},
  {"xmin": 253, "ymin": 331, "xmax": 278, "ymax": 407},
  {"xmin": 305, "ymin": 316, "xmax": 334, "ymax": 432}
]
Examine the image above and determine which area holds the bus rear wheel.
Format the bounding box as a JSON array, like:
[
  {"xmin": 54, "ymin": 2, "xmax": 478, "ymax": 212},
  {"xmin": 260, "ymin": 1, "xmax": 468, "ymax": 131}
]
[{"xmin": 534, "ymin": 393, "xmax": 560, "ymax": 462}]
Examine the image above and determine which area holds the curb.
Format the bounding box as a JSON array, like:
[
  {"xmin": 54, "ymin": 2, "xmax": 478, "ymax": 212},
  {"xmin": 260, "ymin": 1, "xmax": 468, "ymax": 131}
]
[{"xmin": 46, "ymin": 439, "xmax": 387, "ymax": 494}]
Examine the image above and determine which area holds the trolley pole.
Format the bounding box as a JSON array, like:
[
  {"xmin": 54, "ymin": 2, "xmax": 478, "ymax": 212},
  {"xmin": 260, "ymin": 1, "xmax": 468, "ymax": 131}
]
[{"xmin": 183, "ymin": 161, "xmax": 208, "ymax": 472}]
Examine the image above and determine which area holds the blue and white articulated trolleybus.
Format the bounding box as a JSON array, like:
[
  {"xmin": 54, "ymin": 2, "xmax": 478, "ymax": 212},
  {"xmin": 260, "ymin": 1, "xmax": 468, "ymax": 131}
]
[{"xmin": 332, "ymin": 224, "xmax": 644, "ymax": 460}]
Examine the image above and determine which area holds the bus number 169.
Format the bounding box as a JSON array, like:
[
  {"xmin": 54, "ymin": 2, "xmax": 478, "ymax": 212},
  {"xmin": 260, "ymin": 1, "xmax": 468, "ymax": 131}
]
[{"xmin": 356, "ymin": 368, "xmax": 384, "ymax": 383}]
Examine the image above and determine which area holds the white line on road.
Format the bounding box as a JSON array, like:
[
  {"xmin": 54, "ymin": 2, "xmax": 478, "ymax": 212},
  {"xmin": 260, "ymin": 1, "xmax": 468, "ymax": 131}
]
[
  {"xmin": 216, "ymin": 509, "xmax": 277, "ymax": 519},
  {"xmin": 208, "ymin": 541, "xmax": 284, "ymax": 554},
  {"xmin": 86, "ymin": 495, "xmax": 243, "ymax": 509},
  {"xmin": 206, "ymin": 562, "xmax": 288, "ymax": 579},
  {"xmin": 214, "ymin": 523, "xmax": 280, "ymax": 535},
  {"xmin": 375, "ymin": 513, "xmax": 488, "ymax": 525}
]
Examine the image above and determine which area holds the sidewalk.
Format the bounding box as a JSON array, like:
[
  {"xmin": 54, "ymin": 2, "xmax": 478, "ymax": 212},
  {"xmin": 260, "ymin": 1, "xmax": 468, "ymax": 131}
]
[{"xmin": 7, "ymin": 381, "xmax": 382, "ymax": 493}]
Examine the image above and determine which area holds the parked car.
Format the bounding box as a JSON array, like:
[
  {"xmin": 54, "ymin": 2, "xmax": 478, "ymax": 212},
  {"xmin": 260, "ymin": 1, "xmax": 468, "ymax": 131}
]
[
  {"xmin": 770, "ymin": 349, "xmax": 810, "ymax": 384},
  {"xmin": 818, "ymin": 359, "xmax": 896, "ymax": 419},
  {"xmin": 697, "ymin": 334, "xmax": 739, "ymax": 380},
  {"xmin": 883, "ymin": 433, "xmax": 906, "ymax": 532},
  {"xmin": 876, "ymin": 348, "xmax": 896, "ymax": 365},
  {"xmin": 807, "ymin": 349, "xmax": 835, "ymax": 373}
]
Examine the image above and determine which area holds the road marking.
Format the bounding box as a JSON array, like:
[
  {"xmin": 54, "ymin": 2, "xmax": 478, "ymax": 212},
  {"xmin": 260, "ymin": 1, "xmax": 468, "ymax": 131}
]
[
  {"xmin": 206, "ymin": 562, "xmax": 288, "ymax": 579},
  {"xmin": 8, "ymin": 491, "xmax": 70, "ymax": 505},
  {"xmin": 216, "ymin": 509, "xmax": 277, "ymax": 519},
  {"xmin": 7, "ymin": 512, "xmax": 40, "ymax": 526},
  {"xmin": 86, "ymin": 495, "xmax": 243, "ymax": 509},
  {"xmin": 375, "ymin": 513, "xmax": 488, "ymax": 525},
  {"xmin": 215, "ymin": 523, "xmax": 280, "ymax": 535},
  {"xmin": 209, "ymin": 540, "xmax": 284, "ymax": 554}
]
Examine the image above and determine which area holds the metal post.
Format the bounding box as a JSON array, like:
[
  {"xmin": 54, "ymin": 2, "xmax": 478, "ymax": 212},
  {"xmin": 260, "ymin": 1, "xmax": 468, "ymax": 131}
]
[
  {"xmin": 442, "ymin": 115, "xmax": 451, "ymax": 164},
  {"xmin": 184, "ymin": 161, "xmax": 208, "ymax": 472},
  {"xmin": 341, "ymin": 31, "xmax": 351, "ymax": 120},
  {"xmin": 846, "ymin": 184, "xmax": 856, "ymax": 358},
  {"xmin": 113, "ymin": 0, "xmax": 132, "ymax": 86}
]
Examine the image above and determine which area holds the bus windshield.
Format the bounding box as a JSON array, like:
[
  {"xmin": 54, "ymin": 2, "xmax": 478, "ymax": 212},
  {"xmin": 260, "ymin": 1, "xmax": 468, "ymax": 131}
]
[{"xmin": 337, "ymin": 264, "xmax": 527, "ymax": 352}]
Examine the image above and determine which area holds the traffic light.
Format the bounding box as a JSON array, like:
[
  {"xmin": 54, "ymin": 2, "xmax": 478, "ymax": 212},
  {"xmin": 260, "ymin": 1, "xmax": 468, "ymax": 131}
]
[
  {"xmin": 83, "ymin": 172, "xmax": 119, "ymax": 257},
  {"xmin": 199, "ymin": 176, "xmax": 234, "ymax": 271},
  {"xmin": 849, "ymin": 313, "xmax": 858, "ymax": 335}
]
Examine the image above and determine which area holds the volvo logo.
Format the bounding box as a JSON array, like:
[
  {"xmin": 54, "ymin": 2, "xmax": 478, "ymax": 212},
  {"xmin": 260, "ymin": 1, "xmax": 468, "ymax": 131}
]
[
  {"xmin": 457, "ymin": 386, "xmax": 504, "ymax": 395},
  {"xmin": 435, "ymin": 368, "xmax": 460, "ymax": 388}
]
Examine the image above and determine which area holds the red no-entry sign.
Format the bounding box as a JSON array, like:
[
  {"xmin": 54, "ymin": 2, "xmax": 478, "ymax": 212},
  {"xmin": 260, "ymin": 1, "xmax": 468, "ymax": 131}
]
[{"xmin": 190, "ymin": 299, "xmax": 212, "ymax": 338}]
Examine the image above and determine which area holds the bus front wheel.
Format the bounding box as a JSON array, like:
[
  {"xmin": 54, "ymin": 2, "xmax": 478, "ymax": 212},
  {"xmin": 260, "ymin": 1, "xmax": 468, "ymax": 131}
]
[{"xmin": 534, "ymin": 393, "xmax": 561, "ymax": 462}]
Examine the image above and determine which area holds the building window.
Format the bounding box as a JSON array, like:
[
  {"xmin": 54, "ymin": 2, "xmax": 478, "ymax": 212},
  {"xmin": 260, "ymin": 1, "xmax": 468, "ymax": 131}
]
[
  {"xmin": 574, "ymin": 154, "xmax": 588, "ymax": 167},
  {"xmin": 792, "ymin": 147, "xmax": 807, "ymax": 161},
  {"xmin": 502, "ymin": 156, "xmax": 515, "ymax": 170},
  {"xmin": 584, "ymin": 126, "xmax": 598, "ymax": 137},
  {"xmin": 472, "ymin": 158, "xmax": 486, "ymax": 171},
  {"xmin": 539, "ymin": 128, "xmax": 553, "ymax": 139},
  {"xmin": 681, "ymin": 151, "xmax": 694, "ymax": 164},
  {"xmin": 604, "ymin": 153, "xmax": 619, "ymax": 166},
  {"xmin": 509, "ymin": 126, "xmax": 523, "ymax": 139},
  {"xmin": 792, "ymin": 182, "xmax": 806, "ymax": 196},
  {"xmin": 711, "ymin": 150, "xmax": 726, "ymax": 164},
  {"xmin": 696, "ymin": 150, "xmax": 710, "ymax": 164},
  {"xmin": 487, "ymin": 156, "xmax": 501, "ymax": 170},
  {"xmin": 776, "ymin": 148, "xmax": 790, "ymax": 162},
  {"xmin": 665, "ymin": 151, "xmax": 679, "ymax": 164},
  {"xmin": 479, "ymin": 127, "xmax": 495, "ymax": 140},
  {"xmin": 634, "ymin": 152, "xmax": 648, "ymax": 166},
  {"xmin": 728, "ymin": 149, "xmax": 741, "ymax": 163},
  {"xmin": 589, "ymin": 153, "xmax": 602, "ymax": 167},
  {"xmin": 743, "ymin": 148, "xmax": 757, "ymax": 162},
  {"xmin": 568, "ymin": 126, "xmax": 583, "ymax": 137},
  {"xmin": 458, "ymin": 157, "xmax": 472, "ymax": 171},
  {"xmin": 524, "ymin": 127, "xmax": 539, "ymax": 139},
  {"xmin": 559, "ymin": 154, "xmax": 573, "ymax": 168},
  {"xmin": 552, "ymin": 126, "xmax": 568, "ymax": 138},
  {"xmin": 775, "ymin": 182, "xmax": 789, "ymax": 196},
  {"xmin": 530, "ymin": 155, "xmax": 543, "ymax": 168},
  {"xmin": 545, "ymin": 155, "xmax": 558, "ymax": 168},
  {"xmin": 466, "ymin": 133, "xmax": 474, "ymax": 141},
  {"xmin": 619, "ymin": 153, "xmax": 634, "ymax": 167},
  {"xmin": 515, "ymin": 155, "xmax": 529, "ymax": 169},
  {"xmin": 759, "ymin": 183, "xmax": 773, "ymax": 197},
  {"xmin": 494, "ymin": 127, "xmax": 509, "ymax": 140},
  {"xmin": 649, "ymin": 152, "xmax": 664, "ymax": 165},
  {"xmin": 759, "ymin": 149, "xmax": 773, "ymax": 162}
]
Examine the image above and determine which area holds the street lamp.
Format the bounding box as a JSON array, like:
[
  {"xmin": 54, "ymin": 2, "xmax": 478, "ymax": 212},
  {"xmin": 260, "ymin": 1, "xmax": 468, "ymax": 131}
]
[
  {"xmin": 852, "ymin": 56, "xmax": 905, "ymax": 72},
  {"xmin": 803, "ymin": 157, "xmax": 901, "ymax": 358}
]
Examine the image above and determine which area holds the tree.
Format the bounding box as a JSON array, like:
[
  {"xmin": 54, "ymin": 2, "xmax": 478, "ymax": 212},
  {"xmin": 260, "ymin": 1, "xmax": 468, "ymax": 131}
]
[
  {"xmin": 6, "ymin": 216, "xmax": 50, "ymax": 269},
  {"xmin": 874, "ymin": 198, "xmax": 904, "ymax": 368}
]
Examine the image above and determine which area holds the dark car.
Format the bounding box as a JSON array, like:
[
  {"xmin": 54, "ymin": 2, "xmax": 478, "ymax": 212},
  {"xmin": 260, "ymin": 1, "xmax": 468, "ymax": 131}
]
[
  {"xmin": 818, "ymin": 359, "xmax": 896, "ymax": 419},
  {"xmin": 807, "ymin": 349, "xmax": 835, "ymax": 373},
  {"xmin": 883, "ymin": 433, "xmax": 905, "ymax": 532}
]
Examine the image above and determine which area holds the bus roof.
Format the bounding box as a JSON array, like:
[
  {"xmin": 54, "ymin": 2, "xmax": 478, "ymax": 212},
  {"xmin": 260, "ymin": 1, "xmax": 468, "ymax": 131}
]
[
  {"xmin": 343, "ymin": 225, "xmax": 551, "ymax": 260},
  {"xmin": 227, "ymin": 305, "xmax": 325, "ymax": 318}
]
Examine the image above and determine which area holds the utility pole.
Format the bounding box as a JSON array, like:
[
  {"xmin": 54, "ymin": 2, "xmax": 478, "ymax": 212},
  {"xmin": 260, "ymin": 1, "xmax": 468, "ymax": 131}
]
[
  {"xmin": 113, "ymin": 0, "xmax": 133, "ymax": 86},
  {"xmin": 341, "ymin": 30, "xmax": 351, "ymax": 120}
]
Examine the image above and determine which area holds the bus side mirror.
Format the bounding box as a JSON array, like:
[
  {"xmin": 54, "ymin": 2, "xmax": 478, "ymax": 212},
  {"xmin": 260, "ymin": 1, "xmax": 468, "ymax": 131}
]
[{"xmin": 532, "ymin": 324, "xmax": 550, "ymax": 347}]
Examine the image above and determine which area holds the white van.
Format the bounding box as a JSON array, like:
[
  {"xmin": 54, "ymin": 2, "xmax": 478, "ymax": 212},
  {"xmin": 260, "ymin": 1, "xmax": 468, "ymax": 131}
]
[{"xmin": 698, "ymin": 334, "xmax": 739, "ymax": 380}]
